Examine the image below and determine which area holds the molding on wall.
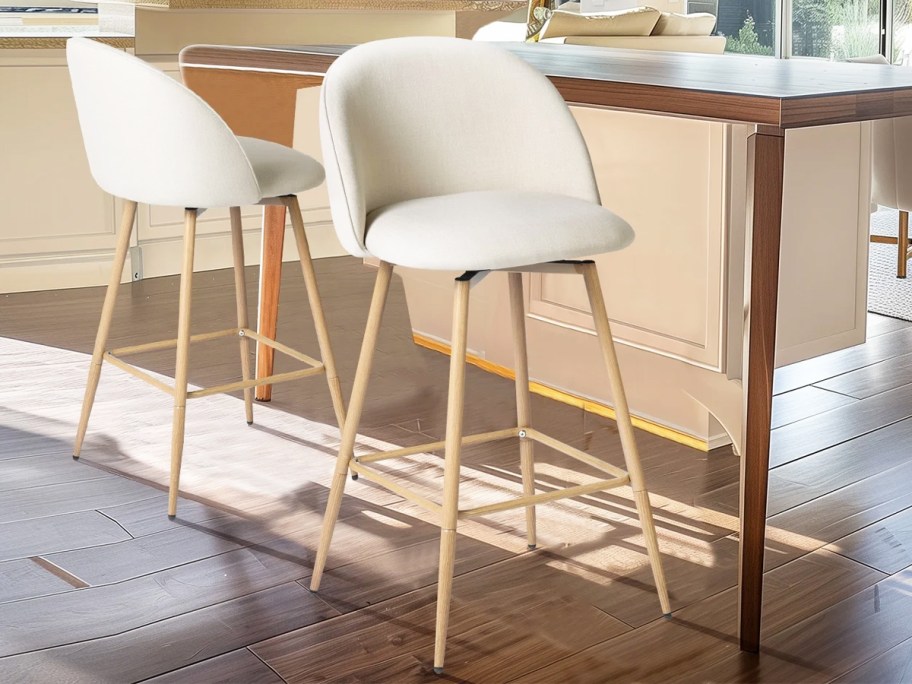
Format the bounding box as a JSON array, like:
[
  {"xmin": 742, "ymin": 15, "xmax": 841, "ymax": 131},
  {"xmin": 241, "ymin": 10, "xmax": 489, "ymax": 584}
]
[
  {"xmin": 0, "ymin": 251, "xmax": 134, "ymax": 293},
  {"xmin": 412, "ymin": 331, "xmax": 709, "ymax": 452}
]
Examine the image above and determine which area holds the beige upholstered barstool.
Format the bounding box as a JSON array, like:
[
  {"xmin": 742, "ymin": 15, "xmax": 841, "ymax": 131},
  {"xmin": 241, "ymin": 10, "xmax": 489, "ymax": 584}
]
[
  {"xmin": 309, "ymin": 37, "xmax": 670, "ymax": 673},
  {"xmin": 849, "ymin": 54, "xmax": 912, "ymax": 277},
  {"xmin": 66, "ymin": 37, "xmax": 346, "ymax": 517}
]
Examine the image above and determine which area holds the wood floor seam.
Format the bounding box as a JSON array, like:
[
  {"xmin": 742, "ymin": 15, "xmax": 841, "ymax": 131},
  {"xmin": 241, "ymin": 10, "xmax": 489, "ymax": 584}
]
[
  {"xmin": 95, "ymin": 508, "xmax": 137, "ymax": 540},
  {"xmin": 27, "ymin": 556, "xmax": 89, "ymax": 590}
]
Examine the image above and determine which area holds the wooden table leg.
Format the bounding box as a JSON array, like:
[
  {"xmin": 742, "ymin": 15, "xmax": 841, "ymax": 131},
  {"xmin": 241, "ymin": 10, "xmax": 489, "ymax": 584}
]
[
  {"xmin": 255, "ymin": 204, "xmax": 286, "ymax": 402},
  {"xmin": 739, "ymin": 126, "xmax": 785, "ymax": 653}
]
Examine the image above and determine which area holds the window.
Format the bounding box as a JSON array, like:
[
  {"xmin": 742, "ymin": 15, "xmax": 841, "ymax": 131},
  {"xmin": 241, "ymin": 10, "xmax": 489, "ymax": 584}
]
[{"xmin": 709, "ymin": 0, "xmax": 889, "ymax": 59}]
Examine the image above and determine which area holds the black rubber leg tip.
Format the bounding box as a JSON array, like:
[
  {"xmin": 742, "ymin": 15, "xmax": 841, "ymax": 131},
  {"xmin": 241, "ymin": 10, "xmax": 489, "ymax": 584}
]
[
  {"xmin": 663, "ymin": 612, "xmax": 673, "ymax": 619},
  {"xmin": 72, "ymin": 454, "xmax": 80, "ymax": 461},
  {"xmin": 246, "ymin": 420, "xmax": 254, "ymax": 426},
  {"xmin": 527, "ymin": 544, "xmax": 537, "ymax": 551},
  {"xmin": 433, "ymin": 667, "xmax": 445, "ymax": 676},
  {"xmin": 351, "ymin": 473, "xmax": 359, "ymax": 481},
  {"xmin": 167, "ymin": 514, "xmax": 176, "ymax": 521}
]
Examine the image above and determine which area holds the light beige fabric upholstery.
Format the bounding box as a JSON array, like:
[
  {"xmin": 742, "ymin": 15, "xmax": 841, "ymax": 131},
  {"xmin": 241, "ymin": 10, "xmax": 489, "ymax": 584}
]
[
  {"xmin": 365, "ymin": 191, "xmax": 633, "ymax": 270},
  {"xmin": 540, "ymin": 6, "xmax": 661, "ymax": 39},
  {"xmin": 320, "ymin": 37, "xmax": 633, "ymax": 269},
  {"xmin": 544, "ymin": 34, "xmax": 726, "ymax": 52},
  {"xmin": 67, "ymin": 37, "xmax": 324, "ymax": 208},
  {"xmin": 474, "ymin": 5, "xmax": 724, "ymax": 53},
  {"xmin": 473, "ymin": 7, "xmax": 529, "ymax": 41},
  {"xmin": 846, "ymin": 55, "xmax": 912, "ymax": 211},
  {"xmin": 847, "ymin": 54, "xmax": 890, "ymax": 64},
  {"xmin": 651, "ymin": 11, "xmax": 717, "ymax": 36},
  {"xmin": 238, "ymin": 136, "xmax": 325, "ymax": 200}
]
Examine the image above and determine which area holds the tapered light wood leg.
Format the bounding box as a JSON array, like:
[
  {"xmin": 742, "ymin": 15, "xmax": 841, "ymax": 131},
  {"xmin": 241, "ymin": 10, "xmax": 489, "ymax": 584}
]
[
  {"xmin": 433, "ymin": 277, "xmax": 471, "ymax": 675},
  {"xmin": 899, "ymin": 211, "xmax": 909, "ymax": 279},
  {"xmin": 167, "ymin": 208, "xmax": 198, "ymax": 519},
  {"xmin": 282, "ymin": 195, "xmax": 347, "ymax": 431},
  {"xmin": 310, "ymin": 262, "xmax": 394, "ymax": 591},
  {"xmin": 579, "ymin": 262, "xmax": 670, "ymax": 615},
  {"xmin": 74, "ymin": 200, "xmax": 137, "ymax": 459},
  {"xmin": 508, "ymin": 272, "xmax": 537, "ymax": 550},
  {"xmin": 229, "ymin": 207, "xmax": 254, "ymax": 425}
]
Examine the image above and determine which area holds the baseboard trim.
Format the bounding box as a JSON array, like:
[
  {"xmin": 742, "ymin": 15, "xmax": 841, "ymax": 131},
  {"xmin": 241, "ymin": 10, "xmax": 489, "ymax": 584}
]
[{"xmin": 412, "ymin": 332, "xmax": 708, "ymax": 452}]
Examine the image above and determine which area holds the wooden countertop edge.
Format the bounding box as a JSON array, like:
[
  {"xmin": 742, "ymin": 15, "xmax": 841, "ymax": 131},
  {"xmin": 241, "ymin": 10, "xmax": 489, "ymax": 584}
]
[{"xmin": 180, "ymin": 44, "xmax": 912, "ymax": 129}]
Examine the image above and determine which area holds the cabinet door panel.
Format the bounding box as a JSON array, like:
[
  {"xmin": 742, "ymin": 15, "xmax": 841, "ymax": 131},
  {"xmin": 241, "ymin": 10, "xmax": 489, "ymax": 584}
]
[
  {"xmin": 0, "ymin": 64, "xmax": 114, "ymax": 256},
  {"xmin": 528, "ymin": 108, "xmax": 726, "ymax": 369}
]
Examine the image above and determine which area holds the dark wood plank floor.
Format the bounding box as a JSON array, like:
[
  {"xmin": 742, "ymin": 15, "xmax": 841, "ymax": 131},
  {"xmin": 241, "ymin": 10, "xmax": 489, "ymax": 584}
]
[{"xmin": 2, "ymin": 256, "xmax": 912, "ymax": 682}]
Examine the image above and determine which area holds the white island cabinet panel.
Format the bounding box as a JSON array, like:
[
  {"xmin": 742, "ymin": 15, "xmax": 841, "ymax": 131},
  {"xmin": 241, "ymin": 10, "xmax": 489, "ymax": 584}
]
[{"xmin": 0, "ymin": 55, "xmax": 120, "ymax": 293}]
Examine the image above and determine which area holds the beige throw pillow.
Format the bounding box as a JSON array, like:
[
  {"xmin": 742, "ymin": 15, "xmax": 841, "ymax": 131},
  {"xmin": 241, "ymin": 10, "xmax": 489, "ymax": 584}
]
[
  {"xmin": 651, "ymin": 11, "xmax": 717, "ymax": 36},
  {"xmin": 540, "ymin": 6, "xmax": 661, "ymax": 39}
]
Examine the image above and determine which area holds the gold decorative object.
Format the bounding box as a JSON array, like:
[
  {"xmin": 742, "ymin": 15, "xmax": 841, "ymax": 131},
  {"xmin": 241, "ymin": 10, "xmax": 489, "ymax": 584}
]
[{"xmin": 525, "ymin": 0, "xmax": 554, "ymax": 42}]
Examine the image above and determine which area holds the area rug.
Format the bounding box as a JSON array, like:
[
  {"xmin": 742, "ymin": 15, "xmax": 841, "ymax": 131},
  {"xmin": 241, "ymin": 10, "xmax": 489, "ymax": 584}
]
[{"xmin": 868, "ymin": 207, "xmax": 912, "ymax": 321}]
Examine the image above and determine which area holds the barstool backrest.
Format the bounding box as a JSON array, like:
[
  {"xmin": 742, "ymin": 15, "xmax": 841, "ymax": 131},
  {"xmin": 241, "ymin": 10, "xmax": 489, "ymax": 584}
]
[
  {"xmin": 66, "ymin": 37, "xmax": 261, "ymax": 208},
  {"xmin": 319, "ymin": 37, "xmax": 601, "ymax": 258}
]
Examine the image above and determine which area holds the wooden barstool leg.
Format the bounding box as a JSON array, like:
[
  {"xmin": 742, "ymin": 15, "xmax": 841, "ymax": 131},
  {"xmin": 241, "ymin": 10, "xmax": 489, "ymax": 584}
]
[
  {"xmin": 74, "ymin": 200, "xmax": 137, "ymax": 458},
  {"xmin": 167, "ymin": 208, "xmax": 198, "ymax": 519},
  {"xmin": 899, "ymin": 210, "xmax": 909, "ymax": 279},
  {"xmin": 229, "ymin": 207, "xmax": 254, "ymax": 425},
  {"xmin": 579, "ymin": 262, "xmax": 671, "ymax": 615},
  {"xmin": 310, "ymin": 261, "xmax": 394, "ymax": 591},
  {"xmin": 433, "ymin": 277, "xmax": 471, "ymax": 675},
  {"xmin": 283, "ymin": 195, "xmax": 347, "ymax": 431},
  {"xmin": 508, "ymin": 272, "xmax": 537, "ymax": 549}
]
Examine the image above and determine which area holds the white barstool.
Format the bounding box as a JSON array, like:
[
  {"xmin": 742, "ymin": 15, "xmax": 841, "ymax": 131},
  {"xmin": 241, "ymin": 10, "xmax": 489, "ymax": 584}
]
[
  {"xmin": 66, "ymin": 37, "xmax": 346, "ymax": 518},
  {"xmin": 309, "ymin": 37, "xmax": 669, "ymax": 673},
  {"xmin": 847, "ymin": 54, "xmax": 912, "ymax": 277}
]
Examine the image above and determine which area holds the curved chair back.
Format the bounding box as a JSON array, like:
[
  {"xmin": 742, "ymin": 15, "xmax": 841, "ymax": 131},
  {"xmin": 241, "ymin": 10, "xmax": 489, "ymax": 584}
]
[
  {"xmin": 871, "ymin": 113, "xmax": 912, "ymax": 212},
  {"xmin": 66, "ymin": 37, "xmax": 261, "ymax": 208},
  {"xmin": 847, "ymin": 54, "xmax": 912, "ymax": 211},
  {"xmin": 319, "ymin": 37, "xmax": 601, "ymax": 257}
]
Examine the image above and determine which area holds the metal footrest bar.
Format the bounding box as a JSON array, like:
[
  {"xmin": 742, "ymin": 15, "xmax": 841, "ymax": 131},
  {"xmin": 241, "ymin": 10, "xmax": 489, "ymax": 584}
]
[
  {"xmin": 347, "ymin": 422, "xmax": 633, "ymax": 522},
  {"xmin": 355, "ymin": 427, "xmax": 521, "ymax": 465},
  {"xmin": 186, "ymin": 366, "xmax": 325, "ymax": 399},
  {"xmin": 523, "ymin": 428, "xmax": 628, "ymax": 479},
  {"xmin": 244, "ymin": 329, "xmax": 323, "ymax": 368},
  {"xmin": 349, "ymin": 461, "xmax": 443, "ymax": 515},
  {"xmin": 109, "ymin": 327, "xmax": 240, "ymax": 356},
  {"xmin": 458, "ymin": 475, "xmax": 629, "ymax": 519},
  {"xmin": 103, "ymin": 352, "xmax": 176, "ymax": 396},
  {"xmin": 103, "ymin": 326, "xmax": 326, "ymax": 400}
]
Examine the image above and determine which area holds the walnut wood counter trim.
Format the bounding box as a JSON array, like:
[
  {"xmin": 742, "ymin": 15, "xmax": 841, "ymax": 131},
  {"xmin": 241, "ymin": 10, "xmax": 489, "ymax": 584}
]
[
  {"xmin": 551, "ymin": 76, "xmax": 784, "ymax": 127},
  {"xmin": 134, "ymin": 0, "xmax": 524, "ymax": 10},
  {"xmin": 181, "ymin": 45, "xmax": 340, "ymax": 76}
]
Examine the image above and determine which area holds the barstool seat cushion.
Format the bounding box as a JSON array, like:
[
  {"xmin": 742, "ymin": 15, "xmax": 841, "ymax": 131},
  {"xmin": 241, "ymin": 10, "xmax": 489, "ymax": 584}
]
[
  {"xmin": 364, "ymin": 190, "xmax": 634, "ymax": 271},
  {"xmin": 238, "ymin": 136, "xmax": 326, "ymax": 200}
]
